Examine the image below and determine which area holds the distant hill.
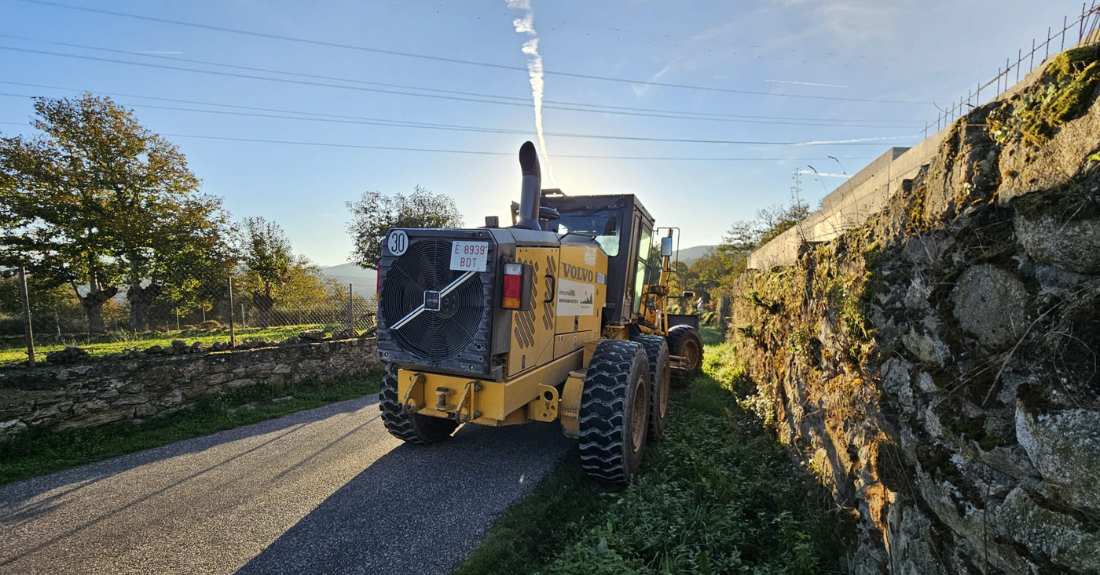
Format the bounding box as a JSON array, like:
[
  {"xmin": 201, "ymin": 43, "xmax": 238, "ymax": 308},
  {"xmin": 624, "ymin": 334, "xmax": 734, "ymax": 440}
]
[
  {"xmin": 675, "ymin": 245, "xmax": 719, "ymax": 265},
  {"xmin": 321, "ymin": 263, "xmax": 377, "ymax": 281}
]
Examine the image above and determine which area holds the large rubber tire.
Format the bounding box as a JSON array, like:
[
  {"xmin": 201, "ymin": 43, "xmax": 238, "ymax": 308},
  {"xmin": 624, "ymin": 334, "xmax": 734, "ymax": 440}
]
[
  {"xmin": 578, "ymin": 340, "xmax": 651, "ymax": 485},
  {"xmin": 633, "ymin": 335, "xmax": 670, "ymax": 442},
  {"xmin": 379, "ymin": 363, "xmax": 459, "ymax": 444},
  {"xmin": 667, "ymin": 325, "xmax": 703, "ymax": 388}
]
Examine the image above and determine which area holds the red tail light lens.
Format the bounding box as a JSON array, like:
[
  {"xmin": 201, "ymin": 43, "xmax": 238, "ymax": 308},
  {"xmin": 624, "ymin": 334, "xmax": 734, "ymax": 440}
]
[
  {"xmin": 376, "ymin": 268, "xmax": 382, "ymax": 299},
  {"xmin": 502, "ymin": 263, "xmax": 522, "ymax": 309}
]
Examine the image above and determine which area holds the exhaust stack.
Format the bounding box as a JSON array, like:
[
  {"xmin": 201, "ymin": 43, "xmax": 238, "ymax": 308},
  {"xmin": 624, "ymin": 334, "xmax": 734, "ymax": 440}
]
[{"xmin": 515, "ymin": 141, "xmax": 542, "ymax": 230}]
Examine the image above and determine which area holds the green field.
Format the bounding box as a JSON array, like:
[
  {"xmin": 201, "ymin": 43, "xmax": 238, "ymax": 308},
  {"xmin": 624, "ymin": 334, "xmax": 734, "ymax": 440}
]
[
  {"xmin": 0, "ymin": 324, "xmax": 345, "ymax": 365},
  {"xmin": 451, "ymin": 328, "xmax": 850, "ymax": 575}
]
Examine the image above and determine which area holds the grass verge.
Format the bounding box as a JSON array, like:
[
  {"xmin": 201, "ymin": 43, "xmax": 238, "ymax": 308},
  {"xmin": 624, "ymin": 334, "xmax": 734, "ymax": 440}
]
[
  {"xmin": 451, "ymin": 330, "xmax": 848, "ymax": 575},
  {"xmin": 0, "ymin": 373, "xmax": 381, "ymax": 485},
  {"xmin": 0, "ymin": 324, "xmax": 344, "ymax": 365}
]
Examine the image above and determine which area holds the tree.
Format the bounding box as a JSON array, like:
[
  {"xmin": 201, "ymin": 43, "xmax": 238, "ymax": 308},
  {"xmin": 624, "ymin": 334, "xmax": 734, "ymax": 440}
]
[
  {"xmin": 346, "ymin": 185, "xmax": 463, "ymax": 269},
  {"xmin": 0, "ymin": 94, "xmax": 227, "ymax": 332},
  {"xmin": 237, "ymin": 217, "xmax": 292, "ymax": 326}
]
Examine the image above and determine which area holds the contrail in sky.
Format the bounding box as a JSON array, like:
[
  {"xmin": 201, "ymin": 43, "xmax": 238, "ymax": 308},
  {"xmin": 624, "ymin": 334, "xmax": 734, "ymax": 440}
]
[{"xmin": 506, "ymin": 0, "xmax": 556, "ymax": 182}]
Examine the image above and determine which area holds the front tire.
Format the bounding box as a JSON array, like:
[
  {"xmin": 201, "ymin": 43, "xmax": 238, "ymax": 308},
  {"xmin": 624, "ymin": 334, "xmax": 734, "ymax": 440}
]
[
  {"xmin": 633, "ymin": 335, "xmax": 670, "ymax": 442},
  {"xmin": 667, "ymin": 325, "xmax": 703, "ymax": 388},
  {"xmin": 379, "ymin": 363, "xmax": 458, "ymax": 444},
  {"xmin": 578, "ymin": 340, "xmax": 650, "ymax": 485}
]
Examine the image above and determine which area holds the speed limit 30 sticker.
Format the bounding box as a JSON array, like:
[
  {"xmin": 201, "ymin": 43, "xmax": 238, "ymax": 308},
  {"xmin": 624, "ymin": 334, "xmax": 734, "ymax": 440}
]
[
  {"xmin": 387, "ymin": 230, "xmax": 409, "ymax": 256},
  {"xmin": 450, "ymin": 241, "xmax": 488, "ymax": 272}
]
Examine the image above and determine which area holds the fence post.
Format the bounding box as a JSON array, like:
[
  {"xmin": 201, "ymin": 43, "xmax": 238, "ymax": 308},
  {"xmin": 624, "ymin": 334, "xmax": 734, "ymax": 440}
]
[
  {"xmin": 348, "ymin": 283, "xmax": 354, "ymax": 336},
  {"xmin": 241, "ymin": 304, "xmax": 246, "ymax": 329},
  {"xmin": 175, "ymin": 306, "xmax": 180, "ymax": 331},
  {"xmin": 17, "ymin": 266, "xmax": 35, "ymax": 368},
  {"xmin": 228, "ymin": 277, "xmax": 235, "ymax": 349}
]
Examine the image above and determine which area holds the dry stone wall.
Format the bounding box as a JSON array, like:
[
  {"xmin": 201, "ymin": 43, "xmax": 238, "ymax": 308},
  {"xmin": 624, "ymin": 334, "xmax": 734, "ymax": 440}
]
[
  {"xmin": 0, "ymin": 338, "xmax": 381, "ymax": 438},
  {"xmin": 731, "ymin": 49, "xmax": 1100, "ymax": 574}
]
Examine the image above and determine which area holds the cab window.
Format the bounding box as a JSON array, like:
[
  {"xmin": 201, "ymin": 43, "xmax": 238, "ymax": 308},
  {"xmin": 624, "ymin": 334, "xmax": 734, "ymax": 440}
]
[
  {"xmin": 632, "ymin": 227, "xmax": 652, "ymax": 314},
  {"xmin": 555, "ymin": 210, "xmax": 620, "ymax": 257}
]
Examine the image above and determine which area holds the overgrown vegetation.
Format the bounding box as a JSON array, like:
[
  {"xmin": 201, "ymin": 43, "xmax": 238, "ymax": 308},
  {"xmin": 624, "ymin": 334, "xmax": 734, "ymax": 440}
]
[
  {"xmin": 988, "ymin": 46, "xmax": 1100, "ymax": 145},
  {"xmin": 451, "ymin": 331, "xmax": 848, "ymax": 575},
  {"xmin": 0, "ymin": 373, "xmax": 381, "ymax": 485}
]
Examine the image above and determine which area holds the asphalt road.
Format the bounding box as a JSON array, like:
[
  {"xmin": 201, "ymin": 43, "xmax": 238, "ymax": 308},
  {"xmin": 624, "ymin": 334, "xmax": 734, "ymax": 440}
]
[{"xmin": 0, "ymin": 395, "xmax": 573, "ymax": 575}]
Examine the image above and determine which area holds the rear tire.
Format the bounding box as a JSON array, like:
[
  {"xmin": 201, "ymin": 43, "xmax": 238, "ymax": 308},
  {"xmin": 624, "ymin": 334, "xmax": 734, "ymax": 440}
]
[
  {"xmin": 667, "ymin": 325, "xmax": 703, "ymax": 388},
  {"xmin": 578, "ymin": 340, "xmax": 650, "ymax": 485},
  {"xmin": 379, "ymin": 363, "xmax": 458, "ymax": 444},
  {"xmin": 633, "ymin": 335, "xmax": 670, "ymax": 442}
]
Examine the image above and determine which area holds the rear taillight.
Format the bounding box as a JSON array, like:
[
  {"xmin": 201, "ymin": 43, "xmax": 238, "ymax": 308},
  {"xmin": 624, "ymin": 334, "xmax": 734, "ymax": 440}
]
[
  {"xmin": 376, "ymin": 268, "xmax": 382, "ymax": 299},
  {"xmin": 503, "ymin": 263, "xmax": 522, "ymax": 309}
]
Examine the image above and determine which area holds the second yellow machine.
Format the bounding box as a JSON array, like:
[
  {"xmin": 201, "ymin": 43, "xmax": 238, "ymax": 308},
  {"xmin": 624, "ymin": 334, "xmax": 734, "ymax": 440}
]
[{"xmin": 376, "ymin": 141, "xmax": 702, "ymax": 484}]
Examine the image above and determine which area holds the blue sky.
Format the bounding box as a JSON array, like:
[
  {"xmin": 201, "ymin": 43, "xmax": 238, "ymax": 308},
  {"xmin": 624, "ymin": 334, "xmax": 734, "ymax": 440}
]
[{"xmin": 0, "ymin": 0, "xmax": 1086, "ymax": 265}]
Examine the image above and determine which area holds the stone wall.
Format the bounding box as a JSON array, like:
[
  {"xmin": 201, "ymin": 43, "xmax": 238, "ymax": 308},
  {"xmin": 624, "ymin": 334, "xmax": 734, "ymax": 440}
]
[
  {"xmin": 730, "ymin": 49, "xmax": 1100, "ymax": 574},
  {"xmin": 0, "ymin": 338, "xmax": 381, "ymax": 437}
]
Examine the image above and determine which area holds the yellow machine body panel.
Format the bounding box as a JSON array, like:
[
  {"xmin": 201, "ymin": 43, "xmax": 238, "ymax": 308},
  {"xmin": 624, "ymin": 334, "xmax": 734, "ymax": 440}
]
[
  {"xmin": 553, "ymin": 244, "xmax": 607, "ymax": 336},
  {"xmin": 397, "ymin": 349, "xmax": 583, "ymax": 425},
  {"xmin": 551, "ymin": 243, "xmax": 607, "ymax": 359},
  {"xmin": 508, "ymin": 247, "xmax": 559, "ymax": 377}
]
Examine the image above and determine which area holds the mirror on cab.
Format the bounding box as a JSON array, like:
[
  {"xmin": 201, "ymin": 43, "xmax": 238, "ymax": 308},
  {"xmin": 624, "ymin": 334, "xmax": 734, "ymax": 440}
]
[
  {"xmin": 660, "ymin": 236, "xmax": 674, "ymax": 257},
  {"xmin": 682, "ymin": 290, "xmax": 696, "ymax": 298}
]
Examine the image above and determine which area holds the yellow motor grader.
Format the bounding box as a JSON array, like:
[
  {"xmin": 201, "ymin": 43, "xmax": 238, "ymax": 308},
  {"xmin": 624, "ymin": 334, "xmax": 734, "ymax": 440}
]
[{"xmin": 376, "ymin": 141, "xmax": 703, "ymax": 484}]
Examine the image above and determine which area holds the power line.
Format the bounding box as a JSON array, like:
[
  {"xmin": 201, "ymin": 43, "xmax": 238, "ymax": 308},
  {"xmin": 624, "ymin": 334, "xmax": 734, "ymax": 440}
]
[
  {"xmin": 0, "ymin": 35, "xmax": 922, "ymax": 126},
  {"xmin": 156, "ymin": 133, "xmax": 880, "ymax": 161},
  {"xmin": 10, "ymin": 0, "xmax": 928, "ymax": 105},
  {"xmin": 1, "ymin": 46, "xmax": 928, "ymax": 130},
  {"xmin": 0, "ymin": 91, "xmax": 922, "ymax": 146}
]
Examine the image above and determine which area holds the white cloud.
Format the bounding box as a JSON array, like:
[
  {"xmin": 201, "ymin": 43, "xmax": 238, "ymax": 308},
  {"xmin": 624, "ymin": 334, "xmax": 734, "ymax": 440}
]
[
  {"xmin": 765, "ymin": 79, "xmax": 849, "ymax": 89},
  {"xmin": 798, "ymin": 170, "xmax": 849, "ymax": 178}
]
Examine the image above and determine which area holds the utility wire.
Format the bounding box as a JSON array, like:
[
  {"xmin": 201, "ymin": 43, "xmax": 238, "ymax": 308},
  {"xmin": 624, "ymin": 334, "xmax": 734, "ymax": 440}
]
[
  {"xmin": 0, "ymin": 91, "xmax": 922, "ymax": 146},
  {"xmin": 10, "ymin": 0, "xmax": 928, "ymax": 105},
  {"xmin": 1, "ymin": 117, "xmax": 880, "ymax": 159},
  {"xmin": 156, "ymin": 133, "xmax": 879, "ymax": 161},
  {"xmin": 0, "ymin": 35, "xmax": 922, "ymax": 126},
  {"xmin": 0, "ymin": 89, "xmax": 928, "ymax": 146},
  {"xmin": 0, "ymin": 46, "xmax": 928, "ymax": 129}
]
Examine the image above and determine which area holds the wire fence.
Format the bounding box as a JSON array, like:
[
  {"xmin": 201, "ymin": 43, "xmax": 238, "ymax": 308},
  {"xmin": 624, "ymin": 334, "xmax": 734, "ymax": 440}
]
[
  {"xmin": 924, "ymin": 0, "xmax": 1100, "ymax": 137},
  {"xmin": 0, "ymin": 264, "xmax": 377, "ymax": 367}
]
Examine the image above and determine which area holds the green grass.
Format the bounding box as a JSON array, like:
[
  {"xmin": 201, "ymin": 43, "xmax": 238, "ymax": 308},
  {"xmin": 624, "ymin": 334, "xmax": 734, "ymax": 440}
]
[
  {"xmin": 0, "ymin": 373, "xmax": 381, "ymax": 485},
  {"xmin": 451, "ymin": 339, "xmax": 849, "ymax": 575},
  {"xmin": 0, "ymin": 324, "xmax": 336, "ymax": 365}
]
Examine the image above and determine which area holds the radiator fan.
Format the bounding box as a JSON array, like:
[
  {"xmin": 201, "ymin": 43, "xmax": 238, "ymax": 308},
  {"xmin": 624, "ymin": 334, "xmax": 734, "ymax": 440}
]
[{"xmin": 381, "ymin": 239, "xmax": 484, "ymax": 360}]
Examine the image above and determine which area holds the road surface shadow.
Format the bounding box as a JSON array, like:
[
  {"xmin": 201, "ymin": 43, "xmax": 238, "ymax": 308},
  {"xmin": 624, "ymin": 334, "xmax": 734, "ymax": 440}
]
[
  {"xmin": 236, "ymin": 422, "xmax": 571, "ymax": 575},
  {"xmin": 0, "ymin": 395, "xmax": 378, "ymax": 526}
]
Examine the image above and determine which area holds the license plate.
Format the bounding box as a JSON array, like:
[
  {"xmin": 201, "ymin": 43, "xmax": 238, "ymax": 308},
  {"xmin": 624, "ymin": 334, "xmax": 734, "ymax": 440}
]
[{"xmin": 450, "ymin": 241, "xmax": 488, "ymax": 272}]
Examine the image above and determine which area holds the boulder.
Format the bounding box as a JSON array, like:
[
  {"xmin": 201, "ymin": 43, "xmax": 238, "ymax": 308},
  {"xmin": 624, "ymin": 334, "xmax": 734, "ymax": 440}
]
[
  {"xmin": 951, "ymin": 265, "xmax": 1030, "ymax": 348},
  {"xmin": 145, "ymin": 345, "xmax": 164, "ymax": 355},
  {"xmin": 46, "ymin": 346, "xmax": 90, "ymax": 365},
  {"xmin": 331, "ymin": 328, "xmax": 358, "ymax": 340},
  {"xmin": 1016, "ymin": 405, "xmax": 1100, "ymax": 513},
  {"xmin": 170, "ymin": 339, "xmax": 188, "ymax": 351},
  {"xmin": 299, "ymin": 329, "xmax": 326, "ymax": 342},
  {"xmin": 1015, "ymin": 213, "xmax": 1100, "ymax": 274},
  {"xmin": 994, "ymin": 487, "xmax": 1100, "ymax": 572}
]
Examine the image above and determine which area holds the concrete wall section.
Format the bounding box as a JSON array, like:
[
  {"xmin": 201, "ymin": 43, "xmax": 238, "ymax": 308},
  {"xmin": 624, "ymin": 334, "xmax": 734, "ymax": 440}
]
[{"xmin": 749, "ymin": 132, "xmax": 949, "ymax": 269}]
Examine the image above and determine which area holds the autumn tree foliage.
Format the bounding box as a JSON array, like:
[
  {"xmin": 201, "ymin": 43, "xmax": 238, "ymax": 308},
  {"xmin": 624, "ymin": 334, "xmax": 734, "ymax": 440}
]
[
  {"xmin": 0, "ymin": 94, "xmax": 229, "ymax": 332},
  {"xmin": 346, "ymin": 185, "xmax": 463, "ymax": 269}
]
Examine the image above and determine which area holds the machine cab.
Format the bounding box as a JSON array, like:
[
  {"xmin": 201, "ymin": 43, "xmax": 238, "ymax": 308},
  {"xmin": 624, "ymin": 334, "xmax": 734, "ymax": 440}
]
[{"xmin": 514, "ymin": 190, "xmax": 658, "ymax": 328}]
